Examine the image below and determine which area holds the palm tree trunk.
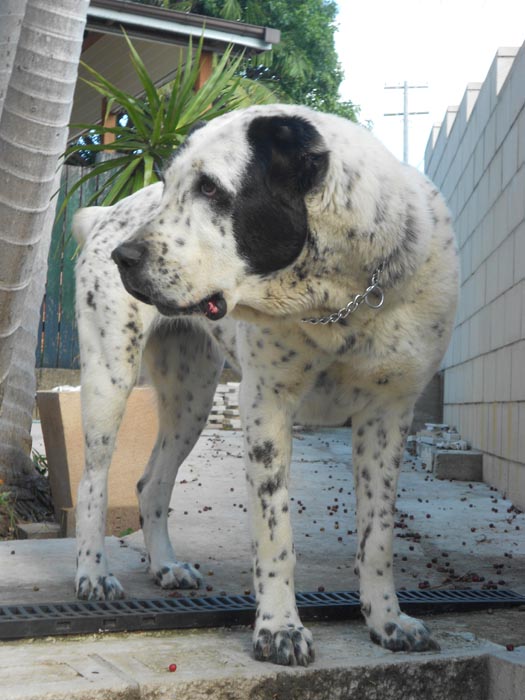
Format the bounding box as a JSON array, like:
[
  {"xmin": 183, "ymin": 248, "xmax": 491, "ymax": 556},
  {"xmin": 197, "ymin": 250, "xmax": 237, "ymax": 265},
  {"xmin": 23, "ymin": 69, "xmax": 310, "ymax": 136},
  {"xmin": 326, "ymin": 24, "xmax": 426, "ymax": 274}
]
[
  {"xmin": 0, "ymin": 180, "xmax": 60, "ymax": 521},
  {"xmin": 0, "ymin": 1, "xmax": 28, "ymax": 115},
  {"xmin": 0, "ymin": 0, "xmax": 89, "ymax": 520}
]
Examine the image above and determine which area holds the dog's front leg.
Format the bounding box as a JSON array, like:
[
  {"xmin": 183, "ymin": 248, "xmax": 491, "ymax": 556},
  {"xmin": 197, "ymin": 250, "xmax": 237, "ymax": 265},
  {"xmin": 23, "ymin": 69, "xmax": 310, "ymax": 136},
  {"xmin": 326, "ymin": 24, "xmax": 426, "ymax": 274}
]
[
  {"xmin": 240, "ymin": 377, "xmax": 314, "ymax": 667},
  {"xmin": 74, "ymin": 287, "xmax": 147, "ymax": 600},
  {"xmin": 353, "ymin": 396, "xmax": 440, "ymax": 652}
]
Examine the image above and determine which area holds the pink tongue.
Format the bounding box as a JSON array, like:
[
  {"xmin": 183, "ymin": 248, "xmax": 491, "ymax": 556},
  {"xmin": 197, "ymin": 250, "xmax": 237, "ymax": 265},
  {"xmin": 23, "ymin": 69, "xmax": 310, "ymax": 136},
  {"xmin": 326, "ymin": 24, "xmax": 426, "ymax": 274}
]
[{"xmin": 207, "ymin": 299, "xmax": 219, "ymax": 316}]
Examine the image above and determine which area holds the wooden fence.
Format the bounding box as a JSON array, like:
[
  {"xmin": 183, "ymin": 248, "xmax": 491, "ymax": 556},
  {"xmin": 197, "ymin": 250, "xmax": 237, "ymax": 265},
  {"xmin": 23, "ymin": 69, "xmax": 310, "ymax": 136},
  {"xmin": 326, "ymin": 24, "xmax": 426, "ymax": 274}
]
[{"xmin": 36, "ymin": 165, "xmax": 102, "ymax": 369}]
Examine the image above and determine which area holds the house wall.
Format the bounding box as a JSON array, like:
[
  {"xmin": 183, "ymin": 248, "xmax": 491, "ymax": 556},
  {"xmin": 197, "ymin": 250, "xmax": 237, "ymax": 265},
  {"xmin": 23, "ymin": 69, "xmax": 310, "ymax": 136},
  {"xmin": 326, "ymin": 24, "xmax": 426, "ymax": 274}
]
[{"xmin": 425, "ymin": 44, "xmax": 525, "ymax": 509}]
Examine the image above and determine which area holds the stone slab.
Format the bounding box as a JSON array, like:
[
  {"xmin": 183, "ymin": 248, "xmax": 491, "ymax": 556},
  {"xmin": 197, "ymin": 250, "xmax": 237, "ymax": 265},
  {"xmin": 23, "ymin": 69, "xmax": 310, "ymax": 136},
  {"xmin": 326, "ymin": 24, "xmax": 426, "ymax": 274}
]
[
  {"xmin": 434, "ymin": 450, "xmax": 484, "ymax": 481},
  {"xmin": 15, "ymin": 522, "xmax": 61, "ymax": 540},
  {"xmin": 488, "ymin": 647, "xmax": 525, "ymax": 700},
  {"xmin": 37, "ymin": 388, "xmax": 157, "ymax": 536},
  {"xmin": 0, "ymin": 621, "xmax": 509, "ymax": 700},
  {"xmin": 418, "ymin": 442, "xmax": 436, "ymax": 466}
]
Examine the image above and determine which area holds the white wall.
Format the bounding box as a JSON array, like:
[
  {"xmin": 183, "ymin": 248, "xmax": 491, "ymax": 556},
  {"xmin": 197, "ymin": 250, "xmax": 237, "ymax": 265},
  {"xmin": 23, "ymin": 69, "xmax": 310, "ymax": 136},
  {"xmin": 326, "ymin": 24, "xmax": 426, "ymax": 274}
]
[{"xmin": 425, "ymin": 44, "xmax": 525, "ymax": 509}]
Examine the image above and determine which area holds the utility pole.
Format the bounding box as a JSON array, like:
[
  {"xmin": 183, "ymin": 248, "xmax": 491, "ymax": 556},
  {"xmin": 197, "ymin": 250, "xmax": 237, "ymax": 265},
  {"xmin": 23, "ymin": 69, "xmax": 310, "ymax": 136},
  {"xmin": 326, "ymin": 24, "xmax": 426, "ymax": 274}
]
[{"xmin": 384, "ymin": 82, "xmax": 429, "ymax": 163}]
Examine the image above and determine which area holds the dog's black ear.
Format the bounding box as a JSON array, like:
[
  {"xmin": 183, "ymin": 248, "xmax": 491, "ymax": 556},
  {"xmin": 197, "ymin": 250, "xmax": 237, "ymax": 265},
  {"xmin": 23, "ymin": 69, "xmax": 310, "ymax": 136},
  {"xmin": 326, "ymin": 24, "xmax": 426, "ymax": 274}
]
[{"xmin": 247, "ymin": 115, "xmax": 329, "ymax": 195}]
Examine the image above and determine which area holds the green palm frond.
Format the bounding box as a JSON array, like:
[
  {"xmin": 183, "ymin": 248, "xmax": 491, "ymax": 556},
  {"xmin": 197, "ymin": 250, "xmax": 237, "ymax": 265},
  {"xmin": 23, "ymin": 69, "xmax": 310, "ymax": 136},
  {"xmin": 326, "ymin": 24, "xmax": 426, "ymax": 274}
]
[
  {"xmin": 232, "ymin": 76, "xmax": 281, "ymax": 107},
  {"xmin": 220, "ymin": 0, "xmax": 242, "ymax": 21},
  {"xmin": 60, "ymin": 31, "xmax": 252, "ymax": 213}
]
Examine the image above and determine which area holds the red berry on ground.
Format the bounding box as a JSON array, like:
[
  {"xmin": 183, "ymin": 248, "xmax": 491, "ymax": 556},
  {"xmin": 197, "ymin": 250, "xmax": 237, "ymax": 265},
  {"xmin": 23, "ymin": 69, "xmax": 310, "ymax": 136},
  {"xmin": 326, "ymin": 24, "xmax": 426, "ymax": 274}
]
[{"xmin": 168, "ymin": 663, "xmax": 177, "ymax": 672}]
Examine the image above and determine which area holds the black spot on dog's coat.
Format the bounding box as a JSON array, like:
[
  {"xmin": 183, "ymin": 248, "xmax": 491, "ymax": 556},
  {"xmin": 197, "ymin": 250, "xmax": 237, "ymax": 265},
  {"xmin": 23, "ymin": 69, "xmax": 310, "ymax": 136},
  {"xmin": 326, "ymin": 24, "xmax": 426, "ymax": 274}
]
[{"xmin": 250, "ymin": 440, "xmax": 277, "ymax": 468}]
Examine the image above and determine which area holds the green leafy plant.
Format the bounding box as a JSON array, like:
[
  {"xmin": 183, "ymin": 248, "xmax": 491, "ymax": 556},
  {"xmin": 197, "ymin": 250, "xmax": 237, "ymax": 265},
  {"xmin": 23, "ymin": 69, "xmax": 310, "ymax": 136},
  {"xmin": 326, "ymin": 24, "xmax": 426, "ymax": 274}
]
[
  {"xmin": 0, "ymin": 481, "xmax": 16, "ymax": 538},
  {"xmin": 118, "ymin": 527, "xmax": 134, "ymax": 538},
  {"xmin": 59, "ymin": 32, "xmax": 253, "ymax": 214},
  {"xmin": 31, "ymin": 449, "xmax": 48, "ymax": 477}
]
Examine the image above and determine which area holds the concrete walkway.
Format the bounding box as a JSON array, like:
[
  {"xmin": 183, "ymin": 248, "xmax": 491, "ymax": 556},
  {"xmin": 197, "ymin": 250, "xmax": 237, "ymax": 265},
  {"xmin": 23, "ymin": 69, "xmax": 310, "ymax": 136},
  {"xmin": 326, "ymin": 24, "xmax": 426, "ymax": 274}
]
[{"xmin": 1, "ymin": 427, "xmax": 524, "ymax": 699}]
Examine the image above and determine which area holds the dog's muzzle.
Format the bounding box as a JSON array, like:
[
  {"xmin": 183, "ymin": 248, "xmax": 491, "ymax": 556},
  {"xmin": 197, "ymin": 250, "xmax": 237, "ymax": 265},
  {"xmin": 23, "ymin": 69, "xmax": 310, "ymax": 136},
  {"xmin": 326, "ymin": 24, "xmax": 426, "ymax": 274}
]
[
  {"xmin": 111, "ymin": 241, "xmax": 147, "ymax": 270},
  {"xmin": 111, "ymin": 242, "xmax": 228, "ymax": 321},
  {"xmin": 111, "ymin": 241, "xmax": 153, "ymax": 306}
]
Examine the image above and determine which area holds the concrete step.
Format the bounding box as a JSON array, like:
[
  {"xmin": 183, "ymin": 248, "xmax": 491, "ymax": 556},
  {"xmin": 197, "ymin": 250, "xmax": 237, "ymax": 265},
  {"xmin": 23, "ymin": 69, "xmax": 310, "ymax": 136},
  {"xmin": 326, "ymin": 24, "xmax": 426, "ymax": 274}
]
[{"xmin": 0, "ymin": 619, "xmax": 522, "ymax": 700}]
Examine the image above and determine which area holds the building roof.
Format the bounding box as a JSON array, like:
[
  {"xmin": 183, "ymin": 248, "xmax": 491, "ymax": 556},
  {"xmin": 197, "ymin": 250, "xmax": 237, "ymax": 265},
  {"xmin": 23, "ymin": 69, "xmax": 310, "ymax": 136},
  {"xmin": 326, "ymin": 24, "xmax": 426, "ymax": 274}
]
[{"xmin": 87, "ymin": 0, "xmax": 280, "ymax": 53}]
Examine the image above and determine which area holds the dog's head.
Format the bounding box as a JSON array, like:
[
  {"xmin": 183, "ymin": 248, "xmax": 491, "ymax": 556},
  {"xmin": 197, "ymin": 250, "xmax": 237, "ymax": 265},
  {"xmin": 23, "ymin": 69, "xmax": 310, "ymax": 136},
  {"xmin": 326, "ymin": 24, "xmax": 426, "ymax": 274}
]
[{"xmin": 111, "ymin": 106, "xmax": 329, "ymax": 320}]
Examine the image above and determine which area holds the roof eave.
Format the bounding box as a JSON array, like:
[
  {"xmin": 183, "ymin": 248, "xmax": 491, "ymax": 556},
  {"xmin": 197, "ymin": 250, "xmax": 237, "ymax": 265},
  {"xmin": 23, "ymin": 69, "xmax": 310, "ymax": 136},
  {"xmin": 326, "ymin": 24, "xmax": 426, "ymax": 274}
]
[{"xmin": 88, "ymin": 0, "xmax": 280, "ymax": 53}]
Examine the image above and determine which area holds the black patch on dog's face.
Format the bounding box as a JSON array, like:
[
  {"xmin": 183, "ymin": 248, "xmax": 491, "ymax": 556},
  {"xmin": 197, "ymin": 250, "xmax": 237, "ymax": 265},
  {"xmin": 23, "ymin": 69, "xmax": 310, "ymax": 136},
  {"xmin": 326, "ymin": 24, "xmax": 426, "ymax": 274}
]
[{"xmin": 232, "ymin": 115, "xmax": 329, "ymax": 275}]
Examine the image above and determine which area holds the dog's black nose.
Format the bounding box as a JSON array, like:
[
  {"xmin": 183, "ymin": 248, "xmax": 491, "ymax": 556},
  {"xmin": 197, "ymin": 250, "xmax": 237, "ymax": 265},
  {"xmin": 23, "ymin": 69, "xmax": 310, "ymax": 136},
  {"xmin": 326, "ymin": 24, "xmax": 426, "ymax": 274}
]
[{"xmin": 111, "ymin": 241, "xmax": 147, "ymax": 269}]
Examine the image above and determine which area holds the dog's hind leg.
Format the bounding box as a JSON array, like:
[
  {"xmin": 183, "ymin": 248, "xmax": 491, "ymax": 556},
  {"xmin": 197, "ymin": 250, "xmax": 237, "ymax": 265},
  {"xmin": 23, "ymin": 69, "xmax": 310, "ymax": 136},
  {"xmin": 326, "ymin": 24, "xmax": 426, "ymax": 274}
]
[
  {"xmin": 139, "ymin": 321, "xmax": 224, "ymax": 589},
  {"xmin": 75, "ymin": 291, "xmax": 151, "ymax": 601},
  {"xmin": 352, "ymin": 395, "xmax": 440, "ymax": 652}
]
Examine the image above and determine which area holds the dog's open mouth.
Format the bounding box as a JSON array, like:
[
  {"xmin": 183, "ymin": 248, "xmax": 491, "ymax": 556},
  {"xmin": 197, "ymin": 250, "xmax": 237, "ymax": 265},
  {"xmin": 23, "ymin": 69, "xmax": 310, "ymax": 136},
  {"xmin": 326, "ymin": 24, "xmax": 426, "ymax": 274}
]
[
  {"xmin": 156, "ymin": 292, "xmax": 227, "ymax": 321},
  {"xmin": 118, "ymin": 270, "xmax": 227, "ymax": 321}
]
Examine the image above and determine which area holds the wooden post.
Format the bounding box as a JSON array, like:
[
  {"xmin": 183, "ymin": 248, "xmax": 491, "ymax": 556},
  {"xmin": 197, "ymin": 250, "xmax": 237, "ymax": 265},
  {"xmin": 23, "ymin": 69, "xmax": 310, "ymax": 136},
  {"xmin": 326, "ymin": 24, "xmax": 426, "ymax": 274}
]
[
  {"xmin": 101, "ymin": 97, "xmax": 117, "ymax": 148},
  {"xmin": 99, "ymin": 49, "xmax": 213, "ymax": 151},
  {"xmin": 195, "ymin": 50, "xmax": 213, "ymax": 90}
]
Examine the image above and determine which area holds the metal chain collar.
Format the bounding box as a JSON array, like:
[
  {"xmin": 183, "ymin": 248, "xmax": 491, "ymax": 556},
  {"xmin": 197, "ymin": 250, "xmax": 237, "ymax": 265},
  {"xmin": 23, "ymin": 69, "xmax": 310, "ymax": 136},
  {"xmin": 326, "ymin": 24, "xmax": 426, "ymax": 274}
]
[{"xmin": 301, "ymin": 264, "xmax": 385, "ymax": 325}]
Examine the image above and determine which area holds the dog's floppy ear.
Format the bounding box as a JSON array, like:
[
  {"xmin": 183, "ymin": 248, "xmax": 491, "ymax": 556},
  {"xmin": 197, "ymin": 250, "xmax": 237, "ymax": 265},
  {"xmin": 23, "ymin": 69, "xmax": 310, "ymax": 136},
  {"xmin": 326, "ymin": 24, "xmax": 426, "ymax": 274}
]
[
  {"xmin": 247, "ymin": 115, "xmax": 329, "ymax": 195},
  {"xmin": 72, "ymin": 206, "xmax": 105, "ymax": 247}
]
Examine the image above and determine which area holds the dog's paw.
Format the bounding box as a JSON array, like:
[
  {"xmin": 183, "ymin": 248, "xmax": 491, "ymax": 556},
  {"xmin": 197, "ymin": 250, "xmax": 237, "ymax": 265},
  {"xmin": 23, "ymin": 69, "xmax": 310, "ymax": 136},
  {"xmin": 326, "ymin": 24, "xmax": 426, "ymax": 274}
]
[
  {"xmin": 253, "ymin": 623, "xmax": 315, "ymax": 666},
  {"xmin": 76, "ymin": 573, "xmax": 125, "ymax": 601},
  {"xmin": 153, "ymin": 561, "xmax": 203, "ymax": 589},
  {"xmin": 369, "ymin": 613, "xmax": 440, "ymax": 652}
]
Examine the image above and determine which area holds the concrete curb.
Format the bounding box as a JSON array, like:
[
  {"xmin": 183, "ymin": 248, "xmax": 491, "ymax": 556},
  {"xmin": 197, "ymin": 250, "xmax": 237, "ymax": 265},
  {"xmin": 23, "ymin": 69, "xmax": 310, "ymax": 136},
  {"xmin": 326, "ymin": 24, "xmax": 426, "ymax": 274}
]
[{"xmin": 1, "ymin": 622, "xmax": 520, "ymax": 700}]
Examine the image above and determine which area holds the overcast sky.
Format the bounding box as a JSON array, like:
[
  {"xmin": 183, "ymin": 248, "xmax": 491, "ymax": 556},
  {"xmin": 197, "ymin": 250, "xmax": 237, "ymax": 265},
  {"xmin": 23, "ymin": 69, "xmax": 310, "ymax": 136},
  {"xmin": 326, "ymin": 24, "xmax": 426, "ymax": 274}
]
[{"xmin": 335, "ymin": 0, "xmax": 525, "ymax": 169}]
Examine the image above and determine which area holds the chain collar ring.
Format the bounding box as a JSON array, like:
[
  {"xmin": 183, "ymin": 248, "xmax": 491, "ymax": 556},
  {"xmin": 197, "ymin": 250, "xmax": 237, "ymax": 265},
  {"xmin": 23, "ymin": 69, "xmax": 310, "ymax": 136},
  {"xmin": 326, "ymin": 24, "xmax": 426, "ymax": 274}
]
[{"xmin": 301, "ymin": 263, "xmax": 385, "ymax": 325}]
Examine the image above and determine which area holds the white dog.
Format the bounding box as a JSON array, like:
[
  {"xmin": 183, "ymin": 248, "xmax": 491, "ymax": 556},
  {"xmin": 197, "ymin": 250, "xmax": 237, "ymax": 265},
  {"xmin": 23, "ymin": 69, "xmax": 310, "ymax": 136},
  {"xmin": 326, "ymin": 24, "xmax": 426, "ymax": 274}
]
[{"xmin": 73, "ymin": 104, "xmax": 458, "ymax": 665}]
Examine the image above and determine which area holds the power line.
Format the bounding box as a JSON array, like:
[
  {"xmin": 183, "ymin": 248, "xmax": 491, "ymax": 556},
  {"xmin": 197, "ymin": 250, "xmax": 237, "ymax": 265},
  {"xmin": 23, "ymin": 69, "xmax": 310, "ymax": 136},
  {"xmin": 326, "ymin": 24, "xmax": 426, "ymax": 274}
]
[{"xmin": 384, "ymin": 82, "xmax": 429, "ymax": 164}]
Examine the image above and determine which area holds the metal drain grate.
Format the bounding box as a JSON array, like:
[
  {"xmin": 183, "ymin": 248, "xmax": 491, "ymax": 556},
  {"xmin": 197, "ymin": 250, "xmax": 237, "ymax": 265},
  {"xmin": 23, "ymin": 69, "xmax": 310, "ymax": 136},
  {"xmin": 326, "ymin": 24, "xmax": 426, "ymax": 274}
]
[{"xmin": 0, "ymin": 588, "xmax": 523, "ymax": 640}]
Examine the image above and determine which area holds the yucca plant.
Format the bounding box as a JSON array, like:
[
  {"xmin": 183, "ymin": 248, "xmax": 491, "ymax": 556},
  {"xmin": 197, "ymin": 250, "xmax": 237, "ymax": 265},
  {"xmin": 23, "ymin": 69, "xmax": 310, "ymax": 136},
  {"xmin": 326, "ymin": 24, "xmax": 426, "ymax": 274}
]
[{"xmin": 59, "ymin": 33, "xmax": 253, "ymax": 214}]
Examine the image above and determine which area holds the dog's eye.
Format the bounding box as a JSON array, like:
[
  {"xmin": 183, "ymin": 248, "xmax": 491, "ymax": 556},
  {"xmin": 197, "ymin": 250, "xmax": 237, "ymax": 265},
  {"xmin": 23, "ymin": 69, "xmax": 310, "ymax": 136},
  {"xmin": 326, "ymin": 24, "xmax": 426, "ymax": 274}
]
[
  {"xmin": 196, "ymin": 175, "xmax": 231, "ymax": 211},
  {"xmin": 200, "ymin": 179, "xmax": 217, "ymax": 197}
]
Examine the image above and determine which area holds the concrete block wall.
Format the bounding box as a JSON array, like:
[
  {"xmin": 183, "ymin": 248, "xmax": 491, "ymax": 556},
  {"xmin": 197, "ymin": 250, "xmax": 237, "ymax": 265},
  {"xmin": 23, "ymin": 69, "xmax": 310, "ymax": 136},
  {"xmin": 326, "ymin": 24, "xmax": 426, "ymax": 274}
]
[{"xmin": 425, "ymin": 44, "xmax": 525, "ymax": 509}]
